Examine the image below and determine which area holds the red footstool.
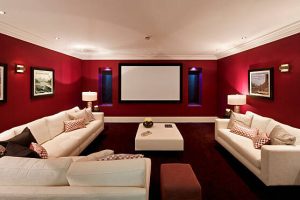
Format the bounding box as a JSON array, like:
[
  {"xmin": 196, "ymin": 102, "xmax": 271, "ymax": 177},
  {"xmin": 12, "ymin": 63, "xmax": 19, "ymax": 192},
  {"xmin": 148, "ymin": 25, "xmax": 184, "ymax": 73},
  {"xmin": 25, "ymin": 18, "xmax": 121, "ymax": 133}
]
[{"xmin": 160, "ymin": 163, "xmax": 201, "ymax": 200}]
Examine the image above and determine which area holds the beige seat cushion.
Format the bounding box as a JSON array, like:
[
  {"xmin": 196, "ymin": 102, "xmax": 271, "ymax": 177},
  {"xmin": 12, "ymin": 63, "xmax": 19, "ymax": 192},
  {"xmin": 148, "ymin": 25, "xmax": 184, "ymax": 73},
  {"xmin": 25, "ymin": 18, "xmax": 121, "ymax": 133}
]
[
  {"xmin": 67, "ymin": 159, "xmax": 146, "ymax": 187},
  {"xmin": 42, "ymin": 133, "xmax": 81, "ymax": 157},
  {"xmin": 0, "ymin": 157, "xmax": 72, "ymax": 186},
  {"xmin": 218, "ymin": 129, "xmax": 261, "ymax": 168}
]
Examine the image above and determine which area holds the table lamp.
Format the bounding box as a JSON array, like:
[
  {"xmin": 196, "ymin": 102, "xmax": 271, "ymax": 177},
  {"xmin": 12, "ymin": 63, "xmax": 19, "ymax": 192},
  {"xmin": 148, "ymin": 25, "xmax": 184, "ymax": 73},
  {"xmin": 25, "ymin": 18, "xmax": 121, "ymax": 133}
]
[
  {"xmin": 227, "ymin": 94, "xmax": 246, "ymax": 113},
  {"xmin": 82, "ymin": 91, "xmax": 97, "ymax": 109}
]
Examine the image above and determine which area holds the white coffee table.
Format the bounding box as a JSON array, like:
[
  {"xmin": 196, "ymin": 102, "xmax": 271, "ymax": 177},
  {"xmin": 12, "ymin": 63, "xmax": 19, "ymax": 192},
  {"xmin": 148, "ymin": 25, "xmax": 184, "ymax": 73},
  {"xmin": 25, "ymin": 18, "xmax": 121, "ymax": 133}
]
[{"xmin": 135, "ymin": 123, "xmax": 184, "ymax": 151}]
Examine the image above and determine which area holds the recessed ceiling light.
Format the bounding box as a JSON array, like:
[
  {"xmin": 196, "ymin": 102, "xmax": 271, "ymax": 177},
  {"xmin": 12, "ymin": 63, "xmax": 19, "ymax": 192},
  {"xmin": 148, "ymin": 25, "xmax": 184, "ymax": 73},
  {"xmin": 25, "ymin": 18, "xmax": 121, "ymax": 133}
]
[
  {"xmin": 241, "ymin": 36, "xmax": 247, "ymax": 40},
  {"xmin": 55, "ymin": 37, "xmax": 61, "ymax": 40},
  {"xmin": 0, "ymin": 11, "xmax": 6, "ymax": 15},
  {"xmin": 145, "ymin": 35, "xmax": 151, "ymax": 40}
]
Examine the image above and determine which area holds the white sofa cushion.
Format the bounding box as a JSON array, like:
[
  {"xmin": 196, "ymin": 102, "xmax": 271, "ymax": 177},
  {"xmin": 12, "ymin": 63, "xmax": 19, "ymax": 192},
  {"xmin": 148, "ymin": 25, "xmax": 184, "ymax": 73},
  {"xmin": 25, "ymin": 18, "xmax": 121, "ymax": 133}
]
[
  {"xmin": 67, "ymin": 159, "xmax": 146, "ymax": 187},
  {"xmin": 218, "ymin": 129, "xmax": 261, "ymax": 168},
  {"xmin": 27, "ymin": 118, "xmax": 52, "ymax": 144},
  {"xmin": 228, "ymin": 112, "xmax": 253, "ymax": 129},
  {"xmin": 0, "ymin": 157, "xmax": 72, "ymax": 186},
  {"xmin": 0, "ymin": 129, "xmax": 16, "ymax": 141},
  {"xmin": 42, "ymin": 132, "xmax": 81, "ymax": 158},
  {"xmin": 0, "ymin": 186, "xmax": 147, "ymax": 200},
  {"xmin": 46, "ymin": 111, "xmax": 70, "ymax": 139},
  {"xmin": 246, "ymin": 111, "xmax": 271, "ymax": 134}
]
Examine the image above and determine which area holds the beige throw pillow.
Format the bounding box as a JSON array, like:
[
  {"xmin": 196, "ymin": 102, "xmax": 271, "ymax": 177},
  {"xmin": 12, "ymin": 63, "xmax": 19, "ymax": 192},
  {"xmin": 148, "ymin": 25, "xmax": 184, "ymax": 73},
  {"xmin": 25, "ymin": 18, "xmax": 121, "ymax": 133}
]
[
  {"xmin": 227, "ymin": 112, "xmax": 253, "ymax": 129},
  {"xmin": 69, "ymin": 109, "xmax": 89, "ymax": 124},
  {"xmin": 269, "ymin": 125, "xmax": 296, "ymax": 145},
  {"xmin": 85, "ymin": 108, "xmax": 95, "ymax": 122}
]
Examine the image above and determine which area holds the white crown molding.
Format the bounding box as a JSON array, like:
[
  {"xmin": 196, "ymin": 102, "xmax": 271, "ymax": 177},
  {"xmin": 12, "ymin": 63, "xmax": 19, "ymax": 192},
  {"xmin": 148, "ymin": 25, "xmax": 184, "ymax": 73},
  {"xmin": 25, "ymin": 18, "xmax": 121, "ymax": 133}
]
[
  {"xmin": 79, "ymin": 54, "xmax": 218, "ymax": 60},
  {"xmin": 1, "ymin": 20, "xmax": 299, "ymax": 61},
  {"xmin": 0, "ymin": 21, "xmax": 77, "ymax": 59},
  {"xmin": 216, "ymin": 21, "xmax": 300, "ymax": 59},
  {"xmin": 104, "ymin": 116, "xmax": 217, "ymax": 123}
]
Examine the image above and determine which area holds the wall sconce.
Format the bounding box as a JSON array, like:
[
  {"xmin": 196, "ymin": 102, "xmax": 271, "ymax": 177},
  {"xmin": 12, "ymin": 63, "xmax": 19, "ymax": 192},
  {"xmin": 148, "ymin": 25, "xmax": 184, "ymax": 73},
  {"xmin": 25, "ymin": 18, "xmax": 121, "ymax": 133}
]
[
  {"xmin": 279, "ymin": 64, "xmax": 289, "ymax": 73},
  {"xmin": 15, "ymin": 64, "xmax": 26, "ymax": 73}
]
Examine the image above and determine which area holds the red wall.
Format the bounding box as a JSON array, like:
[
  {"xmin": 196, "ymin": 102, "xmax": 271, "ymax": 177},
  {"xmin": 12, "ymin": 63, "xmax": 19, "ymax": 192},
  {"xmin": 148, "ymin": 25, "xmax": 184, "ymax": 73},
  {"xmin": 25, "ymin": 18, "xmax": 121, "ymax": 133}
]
[
  {"xmin": 0, "ymin": 33, "xmax": 82, "ymax": 132},
  {"xmin": 218, "ymin": 33, "xmax": 300, "ymax": 128},
  {"xmin": 82, "ymin": 60, "xmax": 217, "ymax": 116}
]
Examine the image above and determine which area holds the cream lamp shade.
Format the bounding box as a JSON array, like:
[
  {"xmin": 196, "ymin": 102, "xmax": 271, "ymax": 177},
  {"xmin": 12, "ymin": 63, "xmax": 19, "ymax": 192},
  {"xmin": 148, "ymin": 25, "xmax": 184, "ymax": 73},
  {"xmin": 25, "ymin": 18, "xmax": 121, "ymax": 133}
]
[
  {"xmin": 227, "ymin": 94, "xmax": 246, "ymax": 113},
  {"xmin": 82, "ymin": 92, "xmax": 97, "ymax": 108}
]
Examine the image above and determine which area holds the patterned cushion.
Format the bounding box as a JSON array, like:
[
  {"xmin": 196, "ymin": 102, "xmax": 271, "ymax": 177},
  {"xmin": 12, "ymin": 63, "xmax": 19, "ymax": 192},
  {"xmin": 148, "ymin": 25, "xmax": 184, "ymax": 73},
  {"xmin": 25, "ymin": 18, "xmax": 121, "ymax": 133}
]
[
  {"xmin": 0, "ymin": 145, "xmax": 6, "ymax": 157},
  {"xmin": 64, "ymin": 118, "xmax": 86, "ymax": 132},
  {"xmin": 252, "ymin": 133, "xmax": 270, "ymax": 149},
  {"xmin": 99, "ymin": 154, "xmax": 144, "ymax": 161},
  {"xmin": 85, "ymin": 108, "xmax": 95, "ymax": 122},
  {"xmin": 29, "ymin": 142, "xmax": 48, "ymax": 159},
  {"xmin": 230, "ymin": 122, "xmax": 258, "ymax": 139},
  {"xmin": 227, "ymin": 112, "xmax": 253, "ymax": 129}
]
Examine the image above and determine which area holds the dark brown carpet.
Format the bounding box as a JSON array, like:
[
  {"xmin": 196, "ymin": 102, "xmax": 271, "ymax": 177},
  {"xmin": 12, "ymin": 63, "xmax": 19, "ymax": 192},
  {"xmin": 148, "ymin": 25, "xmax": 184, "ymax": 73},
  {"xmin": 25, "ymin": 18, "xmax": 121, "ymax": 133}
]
[{"xmin": 81, "ymin": 123, "xmax": 300, "ymax": 200}]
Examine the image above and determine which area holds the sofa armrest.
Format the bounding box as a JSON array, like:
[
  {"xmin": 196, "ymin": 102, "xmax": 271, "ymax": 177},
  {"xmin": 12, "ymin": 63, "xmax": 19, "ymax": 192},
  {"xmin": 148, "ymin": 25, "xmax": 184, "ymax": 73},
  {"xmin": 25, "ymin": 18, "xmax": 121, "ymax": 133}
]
[
  {"xmin": 215, "ymin": 118, "xmax": 230, "ymax": 129},
  {"xmin": 93, "ymin": 112, "xmax": 104, "ymax": 121},
  {"xmin": 261, "ymin": 145, "xmax": 300, "ymax": 185}
]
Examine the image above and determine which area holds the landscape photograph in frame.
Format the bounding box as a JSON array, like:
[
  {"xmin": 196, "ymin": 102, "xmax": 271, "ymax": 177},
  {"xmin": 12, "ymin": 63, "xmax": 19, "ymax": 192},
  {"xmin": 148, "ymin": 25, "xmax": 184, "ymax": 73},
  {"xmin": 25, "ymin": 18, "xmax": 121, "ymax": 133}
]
[
  {"xmin": 31, "ymin": 67, "xmax": 55, "ymax": 97},
  {"xmin": 0, "ymin": 64, "xmax": 7, "ymax": 102},
  {"xmin": 248, "ymin": 68, "xmax": 273, "ymax": 99}
]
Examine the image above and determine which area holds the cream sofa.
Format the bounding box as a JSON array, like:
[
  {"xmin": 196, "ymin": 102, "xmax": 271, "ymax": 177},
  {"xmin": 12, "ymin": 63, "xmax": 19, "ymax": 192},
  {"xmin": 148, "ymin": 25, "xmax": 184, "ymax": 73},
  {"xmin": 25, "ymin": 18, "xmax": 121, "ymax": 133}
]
[
  {"xmin": 0, "ymin": 107, "xmax": 104, "ymax": 157},
  {"xmin": 215, "ymin": 111, "xmax": 300, "ymax": 186},
  {"xmin": 0, "ymin": 156, "xmax": 151, "ymax": 200}
]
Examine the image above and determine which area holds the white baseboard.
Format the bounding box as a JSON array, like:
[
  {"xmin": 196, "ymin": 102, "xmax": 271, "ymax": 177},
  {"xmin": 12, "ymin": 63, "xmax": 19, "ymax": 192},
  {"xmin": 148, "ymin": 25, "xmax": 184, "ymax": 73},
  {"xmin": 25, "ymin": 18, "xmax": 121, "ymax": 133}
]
[{"xmin": 104, "ymin": 116, "xmax": 217, "ymax": 123}]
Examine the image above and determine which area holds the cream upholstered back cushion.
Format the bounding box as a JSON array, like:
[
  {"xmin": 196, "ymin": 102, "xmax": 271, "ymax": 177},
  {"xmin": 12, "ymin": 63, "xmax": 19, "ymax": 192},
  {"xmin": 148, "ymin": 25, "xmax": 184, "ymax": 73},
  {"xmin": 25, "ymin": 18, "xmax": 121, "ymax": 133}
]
[
  {"xmin": 227, "ymin": 112, "xmax": 253, "ymax": 129},
  {"xmin": 69, "ymin": 109, "xmax": 89, "ymax": 124},
  {"xmin": 46, "ymin": 111, "xmax": 70, "ymax": 138},
  {"xmin": 67, "ymin": 159, "xmax": 146, "ymax": 187},
  {"xmin": 246, "ymin": 111, "xmax": 271, "ymax": 134},
  {"xmin": 0, "ymin": 129, "xmax": 16, "ymax": 141},
  {"xmin": 0, "ymin": 157, "xmax": 72, "ymax": 186},
  {"xmin": 27, "ymin": 118, "xmax": 52, "ymax": 144}
]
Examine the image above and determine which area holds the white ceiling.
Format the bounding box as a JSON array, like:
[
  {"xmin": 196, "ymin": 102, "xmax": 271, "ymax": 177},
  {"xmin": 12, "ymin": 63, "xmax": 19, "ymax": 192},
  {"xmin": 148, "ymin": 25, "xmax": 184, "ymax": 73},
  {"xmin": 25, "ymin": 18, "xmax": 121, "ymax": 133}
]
[{"xmin": 0, "ymin": 0, "xmax": 299, "ymax": 60}]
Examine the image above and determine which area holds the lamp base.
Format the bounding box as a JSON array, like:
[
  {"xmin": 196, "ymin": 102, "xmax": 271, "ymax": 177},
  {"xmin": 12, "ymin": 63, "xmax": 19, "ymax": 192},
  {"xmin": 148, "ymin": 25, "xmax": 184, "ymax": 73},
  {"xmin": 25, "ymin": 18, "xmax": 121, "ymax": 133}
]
[
  {"xmin": 87, "ymin": 101, "xmax": 92, "ymax": 109},
  {"xmin": 233, "ymin": 105, "xmax": 240, "ymax": 113}
]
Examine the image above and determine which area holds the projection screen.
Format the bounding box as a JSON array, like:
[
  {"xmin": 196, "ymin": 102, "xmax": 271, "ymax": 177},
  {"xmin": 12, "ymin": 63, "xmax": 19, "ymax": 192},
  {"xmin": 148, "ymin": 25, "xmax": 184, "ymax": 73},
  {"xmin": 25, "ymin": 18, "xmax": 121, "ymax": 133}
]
[{"xmin": 119, "ymin": 64, "xmax": 182, "ymax": 102}]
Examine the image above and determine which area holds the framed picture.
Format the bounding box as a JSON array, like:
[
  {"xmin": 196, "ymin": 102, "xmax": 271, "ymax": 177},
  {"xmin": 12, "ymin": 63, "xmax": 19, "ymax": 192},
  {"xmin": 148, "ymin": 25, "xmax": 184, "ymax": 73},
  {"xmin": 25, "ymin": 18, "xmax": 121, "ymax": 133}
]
[
  {"xmin": 248, "ymin": 68, "xmax": 273, "ymax": 99},
  {"xmin": 0, "ymin": 64, "xmax": 7, "ymax": 103},
  {"xmin": 31, "ymin": 67, "xmax": 55, "ymax": 97}
]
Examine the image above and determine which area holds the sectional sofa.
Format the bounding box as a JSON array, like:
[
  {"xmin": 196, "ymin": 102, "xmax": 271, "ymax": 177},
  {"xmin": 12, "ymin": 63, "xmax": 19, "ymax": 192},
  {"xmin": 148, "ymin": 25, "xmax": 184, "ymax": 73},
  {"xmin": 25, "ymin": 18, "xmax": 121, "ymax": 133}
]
[
  {"xmin": 0, "ymin": 107, "xmax": 151, "ymax": 200},
  {"xmin": 0, "ymin": 106, "xmax": 104, "ymax": 157},
  {"xmin": 0, "ymin": 156, "xmax": 151, "ymax": 200},
  {"xmin": 215, "ymin": 111, "xmax": 300, "ymax": 186}
]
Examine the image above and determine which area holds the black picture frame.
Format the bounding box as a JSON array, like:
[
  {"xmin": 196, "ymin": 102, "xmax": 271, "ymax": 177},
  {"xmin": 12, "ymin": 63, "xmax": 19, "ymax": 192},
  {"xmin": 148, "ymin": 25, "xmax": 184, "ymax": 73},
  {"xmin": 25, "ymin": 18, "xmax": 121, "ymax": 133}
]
[
  {"xmin": 0, "ymin": 64, "xmax": 7, "ymax": 103},
  {"xmin": 118, "ymin": 63, "xmax": 182, "ymax": 103},
  {"xmin": 248, "ymin": 68, "xmax": 274, "ymax": 99},
  {"xmin": 31, "ymin": 67, "xmax": 55, "ymax": 98}
]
